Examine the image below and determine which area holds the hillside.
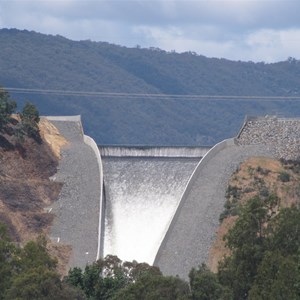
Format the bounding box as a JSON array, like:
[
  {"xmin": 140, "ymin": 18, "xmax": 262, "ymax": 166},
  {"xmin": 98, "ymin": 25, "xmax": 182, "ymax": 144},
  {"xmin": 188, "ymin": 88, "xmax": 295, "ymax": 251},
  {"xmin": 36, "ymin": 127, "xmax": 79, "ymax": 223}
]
[
  {"xmin": 1, "ymin": 29, "xmax": 300, "ymax": 145},
  {"xmin": 0, "ymin": 113, "xmax": 71, "ymax": 273},
  {"xmin": 209, "ymin": 156, "xmax": 300, "ymax": 272}
]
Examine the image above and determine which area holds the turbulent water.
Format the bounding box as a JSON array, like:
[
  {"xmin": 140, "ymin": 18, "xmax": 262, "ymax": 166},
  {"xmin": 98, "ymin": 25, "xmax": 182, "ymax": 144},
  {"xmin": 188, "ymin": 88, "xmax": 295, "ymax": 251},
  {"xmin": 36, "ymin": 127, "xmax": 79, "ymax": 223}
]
[
  {"xmin": 102, "ymin": 156, "xmax": 200, "ymax": 264},
  {"xmin": 100, "ymin": 146, "xmax": 211, "ymax": 157}
]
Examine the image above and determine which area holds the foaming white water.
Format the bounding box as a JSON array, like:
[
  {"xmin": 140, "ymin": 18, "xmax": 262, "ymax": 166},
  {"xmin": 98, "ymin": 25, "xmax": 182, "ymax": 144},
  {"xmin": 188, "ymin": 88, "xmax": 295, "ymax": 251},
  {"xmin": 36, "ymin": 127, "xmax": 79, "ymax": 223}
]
[
  {"xmin": 100, "ymin": 146, "xmax": 211, "ymax": 157},
  {"xmin": 102, "ymin": 157, "xmax": 199, "ymax": 264}
]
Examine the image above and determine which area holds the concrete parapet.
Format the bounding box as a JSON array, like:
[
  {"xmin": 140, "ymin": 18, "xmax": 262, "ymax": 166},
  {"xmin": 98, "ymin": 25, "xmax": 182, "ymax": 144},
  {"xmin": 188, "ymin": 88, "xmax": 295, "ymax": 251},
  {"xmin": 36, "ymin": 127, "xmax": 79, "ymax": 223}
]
[{"xmin": 83, "ymin": 135, "xmax": 104, "ymax": 260}]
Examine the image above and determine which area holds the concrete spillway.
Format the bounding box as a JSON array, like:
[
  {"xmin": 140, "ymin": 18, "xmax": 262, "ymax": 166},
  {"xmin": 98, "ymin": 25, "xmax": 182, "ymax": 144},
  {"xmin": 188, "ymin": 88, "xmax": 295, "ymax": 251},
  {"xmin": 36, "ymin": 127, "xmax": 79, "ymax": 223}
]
[
  {"xmin": 154, "ymin": 140, "xmax": 275, "ymax": 279},
  {"xmin": 101, "ymin": 147, "xmax": 206, "ymax": 264}
]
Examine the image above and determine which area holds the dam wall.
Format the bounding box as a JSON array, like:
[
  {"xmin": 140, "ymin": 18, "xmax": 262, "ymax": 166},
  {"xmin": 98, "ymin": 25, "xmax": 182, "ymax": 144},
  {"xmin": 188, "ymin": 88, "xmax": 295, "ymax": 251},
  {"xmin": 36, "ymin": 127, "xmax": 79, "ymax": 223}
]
[
  {"xmin": 154, "ymin": 139, "xmax": 274, "ymax": 279},
  {"xmin": 46, "ymin": 114, "xmax": 299, "ymax": 277},
  {"xmin": 83, "ymin": 135, "xmax": 104, "ymax": 260},
  {"xmin": 177, "ymin": 139, "xmax": 236, "ymax": 195},
  {"xmin": 46, "ymin": 116, "xmax": 102, "ymax": 269},
  {"xmin": 99, "ymin": 146, "xmax": 211, "ymax": 157},
  {"xmin": 154, "ymin": 115, "xmax": 300, "ymax": 279},
  {"xmin": 153, "ymin": 138, "xmax": 235, "ymax": 269}
]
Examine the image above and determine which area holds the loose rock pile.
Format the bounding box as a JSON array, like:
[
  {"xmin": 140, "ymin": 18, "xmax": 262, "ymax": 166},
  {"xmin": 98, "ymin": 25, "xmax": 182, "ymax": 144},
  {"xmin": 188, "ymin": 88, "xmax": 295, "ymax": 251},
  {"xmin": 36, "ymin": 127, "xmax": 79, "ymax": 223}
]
[{"xmin": 237, "ymin": 116, "xmax": 300, "ymax": 161}]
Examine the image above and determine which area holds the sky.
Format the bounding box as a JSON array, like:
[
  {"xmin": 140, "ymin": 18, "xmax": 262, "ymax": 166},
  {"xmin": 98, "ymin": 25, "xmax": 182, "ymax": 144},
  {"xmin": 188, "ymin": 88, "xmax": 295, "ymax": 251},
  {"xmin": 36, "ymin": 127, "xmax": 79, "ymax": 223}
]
[{"xmin": 1, "ymin": 0, "xmax": 300, "ymax": 63}]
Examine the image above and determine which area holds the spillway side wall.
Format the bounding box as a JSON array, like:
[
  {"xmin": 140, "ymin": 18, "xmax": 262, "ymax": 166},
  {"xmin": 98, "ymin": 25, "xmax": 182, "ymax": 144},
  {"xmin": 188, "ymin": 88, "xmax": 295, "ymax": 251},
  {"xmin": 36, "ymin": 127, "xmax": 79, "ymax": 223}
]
[
  {"xmin": 99, "ymin": 146, "xmax": 211, "ymax": 157},
  {"xmin": 154, "ymin": 138, "xmax": 235, "ymax": 264},
  {"xmin": 182, "ymin": 138, "xmax": 236, "ymax": 190},
  {"xmin": 83, "ymin": 135, "xmax": 104, "ymax": 260}
]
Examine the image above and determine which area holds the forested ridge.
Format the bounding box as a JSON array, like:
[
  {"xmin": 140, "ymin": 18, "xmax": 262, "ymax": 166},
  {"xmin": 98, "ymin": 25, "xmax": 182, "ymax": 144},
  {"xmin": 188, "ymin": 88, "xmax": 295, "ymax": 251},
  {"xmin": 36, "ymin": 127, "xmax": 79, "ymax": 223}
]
[{"xmin": 1, "ymin": 28, "xmax": 300, "ymax": 145}]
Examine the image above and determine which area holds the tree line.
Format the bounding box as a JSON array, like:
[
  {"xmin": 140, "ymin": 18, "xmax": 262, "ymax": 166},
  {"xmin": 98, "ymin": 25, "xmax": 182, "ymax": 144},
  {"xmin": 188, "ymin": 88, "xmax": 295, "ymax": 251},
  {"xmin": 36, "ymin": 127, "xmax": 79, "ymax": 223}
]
[
  {"xmin": 1, "ymin": 195, "xmax": 299, "ymax": 299},
  {"xmin": 0, "ymin": 87, "xmax": 40, "ymax": 145}
]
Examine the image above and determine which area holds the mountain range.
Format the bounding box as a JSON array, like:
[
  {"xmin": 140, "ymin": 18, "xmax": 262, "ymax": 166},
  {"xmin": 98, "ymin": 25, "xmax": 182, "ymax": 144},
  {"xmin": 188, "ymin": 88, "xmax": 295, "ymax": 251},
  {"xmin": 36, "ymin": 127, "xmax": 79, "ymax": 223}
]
[{"xmin": 1, "ymin": 28, "xmax": 300, "ymax": 145}]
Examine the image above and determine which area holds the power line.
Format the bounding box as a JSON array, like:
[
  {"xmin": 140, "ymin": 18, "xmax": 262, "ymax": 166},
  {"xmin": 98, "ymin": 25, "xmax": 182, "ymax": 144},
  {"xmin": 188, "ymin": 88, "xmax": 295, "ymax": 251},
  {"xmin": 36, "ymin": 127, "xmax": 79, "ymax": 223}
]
[{"xmin": 3, "ymin": 87, "xmax": 300, "ymax": 101}]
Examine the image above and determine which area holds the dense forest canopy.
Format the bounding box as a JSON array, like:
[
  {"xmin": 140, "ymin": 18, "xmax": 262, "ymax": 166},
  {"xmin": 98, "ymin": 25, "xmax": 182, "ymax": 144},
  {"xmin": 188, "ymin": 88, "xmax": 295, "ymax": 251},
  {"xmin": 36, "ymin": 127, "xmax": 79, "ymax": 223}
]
[{"xmin": 1, "ymin": 29, "xmax": 300, "ymax": 145}]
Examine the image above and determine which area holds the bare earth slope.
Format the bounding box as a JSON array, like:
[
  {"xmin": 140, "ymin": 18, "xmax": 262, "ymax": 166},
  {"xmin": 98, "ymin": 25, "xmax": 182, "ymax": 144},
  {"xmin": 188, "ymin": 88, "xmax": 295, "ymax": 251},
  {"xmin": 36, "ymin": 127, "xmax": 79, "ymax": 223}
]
[{"xmin": 0, "ymin": 118, "xmax": 63, "ymax": 242}]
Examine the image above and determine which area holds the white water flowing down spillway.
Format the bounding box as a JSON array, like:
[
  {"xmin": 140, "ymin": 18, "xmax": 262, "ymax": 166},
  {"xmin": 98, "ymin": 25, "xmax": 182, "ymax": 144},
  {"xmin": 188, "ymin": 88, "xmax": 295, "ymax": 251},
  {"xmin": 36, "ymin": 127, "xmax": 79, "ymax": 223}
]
[{"xmin": 102, "ymin": 155, "xmax": 201, "ymax": 264}]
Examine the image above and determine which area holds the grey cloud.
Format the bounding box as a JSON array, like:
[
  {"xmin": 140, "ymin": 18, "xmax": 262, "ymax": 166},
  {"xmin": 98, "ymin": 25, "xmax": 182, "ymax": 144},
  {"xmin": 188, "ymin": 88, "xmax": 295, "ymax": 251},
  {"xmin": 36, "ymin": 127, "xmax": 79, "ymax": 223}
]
[
  {"xmin": 1, "ymin": 0, "xmax": 300, "ymax": 62},
  {"xmin": 2, "ymin": 1, "xmax": 300, "ymax": 32}
]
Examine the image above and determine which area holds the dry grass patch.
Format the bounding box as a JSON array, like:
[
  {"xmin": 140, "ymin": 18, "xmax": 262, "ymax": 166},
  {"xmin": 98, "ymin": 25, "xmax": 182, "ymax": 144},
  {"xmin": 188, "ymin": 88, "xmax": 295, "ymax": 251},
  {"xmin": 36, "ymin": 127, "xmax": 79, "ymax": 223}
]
[{"xmin": 39, "ymin": 118, "xmax": 68, "ymax": 159}]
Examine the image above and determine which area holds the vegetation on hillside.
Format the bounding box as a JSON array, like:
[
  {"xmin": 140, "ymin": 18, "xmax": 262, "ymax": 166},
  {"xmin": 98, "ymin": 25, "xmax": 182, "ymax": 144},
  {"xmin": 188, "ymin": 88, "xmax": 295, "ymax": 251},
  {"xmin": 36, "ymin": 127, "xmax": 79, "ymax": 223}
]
[
  {"xmin": 2, "ymin": 198, "xmax": 299, "ymax": 299},
  {"xmin": 0, "ymin": 88, "xmax": 60, "ymax": 237},
  {"xmin": 0, "ymin": 89, "xmax": 71, "ymax": 274},
  {"xmin": 216, "ymin": 196, "xmax": 300, "ymax": 299},
  {"xmin": 207, "ymin": 157, "xmax": 300, "ymax": 299},
  {"xmin": 1, "ymin": 29, "xmax": 300, "ymax": 145},
  {"xmin": 0, "ymin": 225, "xmax": 85, "ymax": 300},
  {"xmin": 0, "ymin": 88, "xmax": 41, "ymax": 144}
]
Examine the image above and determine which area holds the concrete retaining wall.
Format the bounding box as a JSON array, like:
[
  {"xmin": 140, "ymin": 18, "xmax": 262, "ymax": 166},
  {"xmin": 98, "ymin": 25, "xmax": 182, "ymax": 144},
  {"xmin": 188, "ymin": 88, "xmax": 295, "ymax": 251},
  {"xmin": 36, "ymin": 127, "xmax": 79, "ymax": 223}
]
[
  {"xmin": 177, "ymin": 138, "xmax": 235, "ymax": 199},
  {"xmin": 154, "ymin": 138, "xmax": 235, "ymax": 263},
  {"xmin": 83, "ymin": 135, "xmax": 104, "ymax": 260}
]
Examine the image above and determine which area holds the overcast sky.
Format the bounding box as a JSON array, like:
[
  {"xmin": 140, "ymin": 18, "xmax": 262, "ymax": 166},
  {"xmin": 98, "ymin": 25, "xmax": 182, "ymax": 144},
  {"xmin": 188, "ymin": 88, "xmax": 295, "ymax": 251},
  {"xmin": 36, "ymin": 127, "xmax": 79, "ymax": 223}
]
[{"xmin": 1, "ymin": 0, "xmax": 300, "ymax": 62}]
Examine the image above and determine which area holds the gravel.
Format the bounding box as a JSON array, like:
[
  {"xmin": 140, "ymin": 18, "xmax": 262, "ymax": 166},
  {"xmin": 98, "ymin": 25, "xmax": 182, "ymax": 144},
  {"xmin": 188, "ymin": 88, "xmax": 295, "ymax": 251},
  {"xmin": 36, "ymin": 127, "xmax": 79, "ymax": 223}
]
[
  {"xmin": 237, "ymin": 116, "xmax": 300, "ymax": 160},
  {"xmin": 49, "ymin": 120, "xmax": 100, "ymax": 270}
]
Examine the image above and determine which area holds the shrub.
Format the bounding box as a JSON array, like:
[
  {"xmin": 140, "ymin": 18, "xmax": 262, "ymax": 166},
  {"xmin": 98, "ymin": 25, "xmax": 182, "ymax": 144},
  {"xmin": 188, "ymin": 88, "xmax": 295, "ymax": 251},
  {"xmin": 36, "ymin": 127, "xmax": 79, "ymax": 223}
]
[{"xmin": 278, "ymin": 171, "xmax": 290, "ymax": 182}]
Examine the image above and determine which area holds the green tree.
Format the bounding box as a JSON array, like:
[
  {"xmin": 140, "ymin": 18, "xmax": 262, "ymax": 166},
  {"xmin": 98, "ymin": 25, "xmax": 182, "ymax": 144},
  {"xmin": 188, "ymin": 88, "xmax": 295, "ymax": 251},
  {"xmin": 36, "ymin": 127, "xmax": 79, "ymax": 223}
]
[
  {"xmin": 16, "ymin": 236, "xmax": 57, "ymax": 272},
  {"xmin": 112, "ymin": 272, "xmax": 190, "ymax": 300},
  {"xmin": 0, "ymin": 223, "xmax": 16, "ymax": 300},
  {"xmin": 66, "ymin": 255, "xmax": 185, "ymax": 300},
  {"xmin": 66, "ymin": 266, "xmax": 84, "ymax": 290},
  {"xmin": 248, "ymin": 251, "xmax": 299, "ymax": 300},
  {"xmin": 0, "ymin": 88, "xmax": 16, "ymax": 132},
  {"xmin": 5, "ymin": 267, "xmax": 86, "ymax": 300},
  {"xmin": 66, "ymin": 256, "xmax": 130, "ymax": 300},
  {"xmin": 218, "ymin": 196, "xmax": 278, "ymax": 299},
  {"xmin": 267, "ymin": 205, "xmax": 300, "ymax": 256},
  {"xmin": 5, "ymin": 236, "xmax": 85, "ymax": 299},
  {"xmin": 189, "ymin": 264, "xmax": 231, "ymax": 300},
  {"xmin": 218, "ymin": 195, "xmax": 300, "ymax": 300},
  {"xmin": 20, "ymin": 101, "xmax": 40, "ymax": 141}
]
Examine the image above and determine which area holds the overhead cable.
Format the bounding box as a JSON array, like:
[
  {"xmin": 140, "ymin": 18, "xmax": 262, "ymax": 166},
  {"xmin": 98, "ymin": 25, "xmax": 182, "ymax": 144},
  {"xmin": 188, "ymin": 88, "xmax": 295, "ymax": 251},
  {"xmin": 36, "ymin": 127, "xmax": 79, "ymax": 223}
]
[{"xmin": 3, "ymin": 87, "xmax": 300, "ymax": 101}]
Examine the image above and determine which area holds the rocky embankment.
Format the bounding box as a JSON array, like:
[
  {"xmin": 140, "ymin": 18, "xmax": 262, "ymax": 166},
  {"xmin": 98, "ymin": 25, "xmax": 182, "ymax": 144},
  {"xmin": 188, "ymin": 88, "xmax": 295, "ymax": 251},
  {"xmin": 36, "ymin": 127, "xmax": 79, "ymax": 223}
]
[{"xmin": 237, "ymin": 116, "xmax": 300, "ymax": 160}]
